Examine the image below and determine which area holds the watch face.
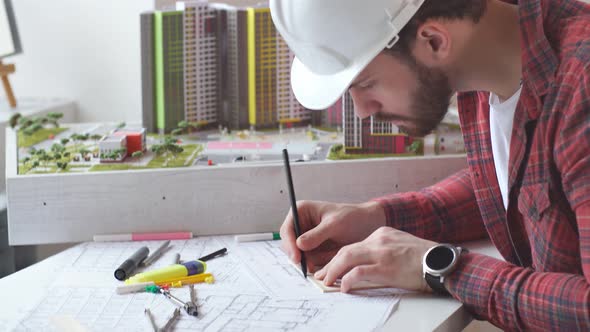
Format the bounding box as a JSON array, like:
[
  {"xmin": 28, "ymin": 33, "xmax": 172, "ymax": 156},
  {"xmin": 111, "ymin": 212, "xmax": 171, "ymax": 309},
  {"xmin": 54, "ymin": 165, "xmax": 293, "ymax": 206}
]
[{"xmin": 426, "ymin": 246, "xmax": 455, "ymax": 271}]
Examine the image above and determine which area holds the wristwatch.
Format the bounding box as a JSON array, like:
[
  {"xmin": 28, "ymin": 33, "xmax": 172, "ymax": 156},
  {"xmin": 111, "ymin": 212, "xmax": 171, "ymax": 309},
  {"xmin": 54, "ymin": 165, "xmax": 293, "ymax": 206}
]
[{"xmin": 422, "ymin": 243, "xmax": 466, "ymax": 295}]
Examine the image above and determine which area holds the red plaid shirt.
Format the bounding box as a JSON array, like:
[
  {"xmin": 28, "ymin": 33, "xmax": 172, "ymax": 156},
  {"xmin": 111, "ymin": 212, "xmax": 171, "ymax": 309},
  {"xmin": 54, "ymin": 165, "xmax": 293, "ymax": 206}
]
[{"xmin": 374, "ymin": 0, "xmax": 590, "ymax": 330}]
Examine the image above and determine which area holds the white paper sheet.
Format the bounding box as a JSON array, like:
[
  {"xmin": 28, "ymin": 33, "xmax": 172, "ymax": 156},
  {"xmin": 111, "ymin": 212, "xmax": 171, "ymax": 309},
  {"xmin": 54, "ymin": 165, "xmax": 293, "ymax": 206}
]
[{"xmin": 2, "ymin": 236, "xmax": 401, "ymax": 331}]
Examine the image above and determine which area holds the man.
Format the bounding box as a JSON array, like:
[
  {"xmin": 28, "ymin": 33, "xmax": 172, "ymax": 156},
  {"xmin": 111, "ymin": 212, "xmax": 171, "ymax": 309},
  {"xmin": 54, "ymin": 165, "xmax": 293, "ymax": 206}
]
[{"xmin": 270, "ymin": 0, "xmax": 590, "ymax": 330}]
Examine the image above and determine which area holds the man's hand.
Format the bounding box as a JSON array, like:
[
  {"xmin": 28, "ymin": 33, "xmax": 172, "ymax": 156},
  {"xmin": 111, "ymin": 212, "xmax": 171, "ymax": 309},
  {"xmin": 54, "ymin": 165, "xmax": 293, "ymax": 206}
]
[
  {"xmin": 280, "ymin": 200, "xmax": 386, "ymax": 272},
  {"xmin": 314, "ymin": 227, "xmax": 437, "ymax": 293}
]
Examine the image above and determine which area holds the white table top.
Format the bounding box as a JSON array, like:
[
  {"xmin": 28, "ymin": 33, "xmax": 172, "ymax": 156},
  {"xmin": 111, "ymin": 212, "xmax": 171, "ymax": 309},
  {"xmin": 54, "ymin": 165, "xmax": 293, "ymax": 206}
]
[
  {"xmin": 383, "ymin": 239, "xmax": 501, "ymax": 331},
  {"xmin": 0, "ymin": 238, "xmax": 500, "ymax": 331}
]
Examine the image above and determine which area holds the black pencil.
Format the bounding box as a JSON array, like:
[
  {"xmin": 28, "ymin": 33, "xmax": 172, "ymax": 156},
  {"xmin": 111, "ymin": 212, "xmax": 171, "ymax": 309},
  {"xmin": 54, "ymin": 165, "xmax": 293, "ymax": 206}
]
[{"xmin": 282, "ymin": 148, "xmax": 307, "ymax": 279}]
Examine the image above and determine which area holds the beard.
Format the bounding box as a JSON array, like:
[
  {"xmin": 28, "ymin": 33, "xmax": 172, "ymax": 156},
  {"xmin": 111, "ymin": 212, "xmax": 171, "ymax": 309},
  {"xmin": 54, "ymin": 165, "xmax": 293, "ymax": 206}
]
[{"xmin": 375, "ymin": 56, "xmax": 453, "ymax": 137}]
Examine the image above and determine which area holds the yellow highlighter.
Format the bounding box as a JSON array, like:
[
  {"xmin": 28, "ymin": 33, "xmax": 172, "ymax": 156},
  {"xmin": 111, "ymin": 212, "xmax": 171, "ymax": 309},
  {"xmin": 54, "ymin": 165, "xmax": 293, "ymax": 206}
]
[
  {"xmin": 125, "ymin": 260, "xmax": 207, "ymax": 284},
  {"xmin": 156, "ymin": 273, "xmax": 215, "ymax": 287}
]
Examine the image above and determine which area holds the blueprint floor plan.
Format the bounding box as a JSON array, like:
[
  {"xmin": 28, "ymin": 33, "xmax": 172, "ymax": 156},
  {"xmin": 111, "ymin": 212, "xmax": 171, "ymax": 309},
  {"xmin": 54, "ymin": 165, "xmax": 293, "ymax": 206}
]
[{"xmin": 4, "ymin": 236, "xmax": 401, "ymax": 331}]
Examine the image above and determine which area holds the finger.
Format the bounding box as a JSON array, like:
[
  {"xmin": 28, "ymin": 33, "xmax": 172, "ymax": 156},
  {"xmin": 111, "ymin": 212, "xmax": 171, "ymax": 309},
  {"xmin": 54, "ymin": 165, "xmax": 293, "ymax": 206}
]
[
  {"xmin": 313, "ymin": 247, "xmax": 343, "ymax": 280},
  {"xmin": 340, "ymin": 265, "xmax": 381, "ymax": 293},
  {"xmin": 280, "ymin": 208, "xmax": 300, "ymax": 262},
  {"xmin": 306, "ymin": 250, "xmax": 338, "ymax": 273},
  {"xmin": 312, "ymin": 240, "xmax": 356, "ymax": 279},
  {"xmin": 314, "ymin": 266, "xmax": 326, "ymax": 280},
  {"xmin": 323, "ymin": 245, "xmax": 370, "ymax": 287},
  {"xmin": 296, "ymin": 218, "xmax": 335, "ymax": 251}
]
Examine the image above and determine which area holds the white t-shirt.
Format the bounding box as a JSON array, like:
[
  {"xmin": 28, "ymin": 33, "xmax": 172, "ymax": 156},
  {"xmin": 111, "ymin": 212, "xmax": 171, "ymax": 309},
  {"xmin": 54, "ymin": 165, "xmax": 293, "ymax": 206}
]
[{"xmin": 489, "ymin": 87, "xmax": 522, "ymax": 210}]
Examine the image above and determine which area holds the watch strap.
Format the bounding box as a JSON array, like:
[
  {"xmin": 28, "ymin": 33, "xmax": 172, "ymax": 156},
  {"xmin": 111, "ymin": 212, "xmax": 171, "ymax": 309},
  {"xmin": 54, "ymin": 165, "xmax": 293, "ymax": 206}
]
[
  {"xmin": 424, "ymin": 246, "xmax": 468, "ymax": 296},
  {"xmin": 425, "ymin": 273, "xmax": 450, "ymax": 295}
]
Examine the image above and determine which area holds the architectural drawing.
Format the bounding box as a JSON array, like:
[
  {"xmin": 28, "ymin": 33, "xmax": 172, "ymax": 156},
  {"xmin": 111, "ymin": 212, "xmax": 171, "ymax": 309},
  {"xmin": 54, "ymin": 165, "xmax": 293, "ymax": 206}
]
[{"xmin": 12, "ymin": 237, "xmax": 400, "ymax": 331}]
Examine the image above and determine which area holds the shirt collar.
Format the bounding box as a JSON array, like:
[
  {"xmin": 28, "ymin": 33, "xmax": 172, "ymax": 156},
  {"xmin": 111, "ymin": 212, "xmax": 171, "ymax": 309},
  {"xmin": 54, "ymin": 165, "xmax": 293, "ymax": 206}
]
[{"xmin": 518, "ymin": 0, "xmax": 559, "ymax": 118}]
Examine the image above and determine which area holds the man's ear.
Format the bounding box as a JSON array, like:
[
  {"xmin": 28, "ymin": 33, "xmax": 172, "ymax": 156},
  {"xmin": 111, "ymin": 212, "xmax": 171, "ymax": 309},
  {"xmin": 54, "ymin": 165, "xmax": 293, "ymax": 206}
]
[{"xmin": 412, "ymin": 21, "xmax": 451, "ymax": 66}]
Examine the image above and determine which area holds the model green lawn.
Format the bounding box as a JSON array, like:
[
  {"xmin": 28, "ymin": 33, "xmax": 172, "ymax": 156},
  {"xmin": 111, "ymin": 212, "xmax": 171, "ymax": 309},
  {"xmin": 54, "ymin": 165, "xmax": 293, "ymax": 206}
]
[
  {"xmin": 19, "ymin": 163, "xmax": 92, "ymax": 174},
  {"xmin": 18, "ymin": 144, "xmax": 203, "ymax": 174},
  {"xmin": 327, "ymin": 142, "xmax": 422, "ymax": 160},
  {"xmin": 89, "ymin": 144, "xmax": 202, "ymax": 172},
  {"xmin": 18, "ymin": 128, "xmax": 68, "ymax": 148}
]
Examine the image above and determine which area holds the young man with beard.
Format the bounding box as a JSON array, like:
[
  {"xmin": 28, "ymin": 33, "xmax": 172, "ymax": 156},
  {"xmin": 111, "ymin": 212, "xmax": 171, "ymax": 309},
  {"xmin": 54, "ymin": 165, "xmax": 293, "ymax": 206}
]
[{"xmin": 270, "ymin": 0, "xmax": 590, "ymax": 330}]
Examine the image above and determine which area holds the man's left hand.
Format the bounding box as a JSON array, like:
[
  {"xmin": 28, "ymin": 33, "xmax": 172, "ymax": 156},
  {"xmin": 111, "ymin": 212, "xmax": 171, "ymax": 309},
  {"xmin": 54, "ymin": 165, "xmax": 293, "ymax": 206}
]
[{"xmin": 313, "ymin": 226, "xmax": 437, "ymax": 293}]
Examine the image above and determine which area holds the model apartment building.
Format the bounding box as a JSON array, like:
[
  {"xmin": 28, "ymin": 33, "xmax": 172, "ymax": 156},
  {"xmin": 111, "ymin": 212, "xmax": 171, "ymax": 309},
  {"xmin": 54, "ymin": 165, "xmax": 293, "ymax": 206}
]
[
  {"xmin": 141, "ymin": 0, "xmax": 312, "ymax": 134},
  {"xmin": 342, "ymin": 92, "xmax": 415, "ymax": 155},
  {"xmin": 141, "ymin": 0, "xmax": 419, "ymax": 155}
]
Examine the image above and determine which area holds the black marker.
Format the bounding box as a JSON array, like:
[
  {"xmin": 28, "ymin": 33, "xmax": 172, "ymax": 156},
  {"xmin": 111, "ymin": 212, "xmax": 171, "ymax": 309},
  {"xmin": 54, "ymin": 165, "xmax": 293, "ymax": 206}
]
[
  {"xmin": 198, "ymin": 248, "xmax": 227, "ymax": 262},
  {"xmin": 114, "ymin": 246, "xmax": 149, "ymax": 281}
]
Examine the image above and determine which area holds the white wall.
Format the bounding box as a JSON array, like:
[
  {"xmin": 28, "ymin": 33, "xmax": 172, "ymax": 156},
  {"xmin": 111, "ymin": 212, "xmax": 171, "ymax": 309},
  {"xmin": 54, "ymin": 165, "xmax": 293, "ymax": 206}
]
[
  {"xmin": 5, "ymin": 1, "xmax": 154, "ymax": 123},
  {"xmin": 3, "ymin": 0, "xmax": 589, "ymax": 122}
]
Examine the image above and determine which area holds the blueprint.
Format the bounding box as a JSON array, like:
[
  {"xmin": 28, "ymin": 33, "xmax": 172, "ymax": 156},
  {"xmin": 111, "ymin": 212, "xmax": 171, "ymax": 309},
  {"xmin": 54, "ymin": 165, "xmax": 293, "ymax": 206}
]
[{"xmin": 3, "ymin": 236, "xmax": 401, "ymax": 332}]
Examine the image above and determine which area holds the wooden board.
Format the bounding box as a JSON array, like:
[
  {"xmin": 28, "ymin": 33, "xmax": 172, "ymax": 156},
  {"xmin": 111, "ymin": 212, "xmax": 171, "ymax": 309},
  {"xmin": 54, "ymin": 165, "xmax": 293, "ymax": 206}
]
[{"xmin": 308, "ymin": 273, "xmax": 388, "ymax": 293}]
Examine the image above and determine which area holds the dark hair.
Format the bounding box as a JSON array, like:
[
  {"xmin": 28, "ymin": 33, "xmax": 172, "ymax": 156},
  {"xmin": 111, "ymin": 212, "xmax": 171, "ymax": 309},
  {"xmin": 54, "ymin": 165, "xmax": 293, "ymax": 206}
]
[{"xmin": 389, "ymin": 0, "xmax": 488, "ymax": 57}]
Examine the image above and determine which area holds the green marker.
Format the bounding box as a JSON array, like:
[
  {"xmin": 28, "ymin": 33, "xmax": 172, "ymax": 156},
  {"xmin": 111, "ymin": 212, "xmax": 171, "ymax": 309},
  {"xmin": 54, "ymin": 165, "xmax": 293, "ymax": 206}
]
[{"xmin": 234, "ymin": 232, "xmax": 281, "ymax": 243}]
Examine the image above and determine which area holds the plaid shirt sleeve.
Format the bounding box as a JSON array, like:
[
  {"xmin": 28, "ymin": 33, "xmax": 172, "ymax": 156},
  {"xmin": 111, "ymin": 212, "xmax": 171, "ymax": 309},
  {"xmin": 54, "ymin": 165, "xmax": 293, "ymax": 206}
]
[
  {"xmin": 446, "ymin": 63, "xmax": 590, "ymax": 331},
  {"xmin": 372, "ymin": 168, "xmax": 488, "ymax": 243}
]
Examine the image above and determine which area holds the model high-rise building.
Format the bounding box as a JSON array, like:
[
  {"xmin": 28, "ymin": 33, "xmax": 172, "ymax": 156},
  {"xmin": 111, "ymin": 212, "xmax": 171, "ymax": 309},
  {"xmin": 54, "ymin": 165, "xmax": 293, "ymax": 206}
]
[
  {"xmin": 141, "ymin": 2, "xmax": 318, "ymax": 133},
  {"xmin": 343, "ymin": 92, "xmax": 363, "ymax": 150},
  {"xmin": 154, "ymin": 10, "xmax": 185, "ymax": 134},
  {"xmin": 214, "ymin": 2, "xmax": 310, "ymax": 130},
  {"xmin": 312, "ymin": 98, "xmax": 343, "ymax": 129},
  {"xmin": 140, "ymin": 12, "xmax": 156, "ymax": 133},
  {"xmin": 213, "ymin": 5, "xmax": 250, "ymax": 129},
  {"xmin": 276, "ymin": 30, "xmax": 309, "ymax": 127},
  {"xmin": 249, "ymin": 7, "xmax": 278, "ymax": 128},
  {"xmin": 342, "ymin": 92, "xmax": 414, "ymax": 155},
  {"xmin": 183, "ymin": 1, "xmax": 220, "ymax": 128}
]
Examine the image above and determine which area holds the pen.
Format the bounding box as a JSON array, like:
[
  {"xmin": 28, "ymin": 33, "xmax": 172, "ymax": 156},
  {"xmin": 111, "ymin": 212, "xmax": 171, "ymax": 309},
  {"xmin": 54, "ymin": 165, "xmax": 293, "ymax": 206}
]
[
  {"xmin": 282, "ymin": 149, "xmax": 307, "ymax": 279},
  {"xmin": 94, "ymin": 232, "xmax": 193, "ymax": 242},
  {"xmin": 142, "ymin": 240, "xmax": 171, "ymax": 266},
  {"xmin": 114, "ymin": 246, "xmax": 149, "ymax": 281},
  {"xmin": 172, "ymin": 253, "xmax": 181, "ymax": 264},
  {"xmin": 234, "ymin": 232, "xmax": 281, "ymax": 242},
  {"xmin": 198, "ymin": 248, "xmax": 227, "ymax": 261},
  {"xmin": 125, "ymin": 260, "xmax": 207, "ymax": 284}
]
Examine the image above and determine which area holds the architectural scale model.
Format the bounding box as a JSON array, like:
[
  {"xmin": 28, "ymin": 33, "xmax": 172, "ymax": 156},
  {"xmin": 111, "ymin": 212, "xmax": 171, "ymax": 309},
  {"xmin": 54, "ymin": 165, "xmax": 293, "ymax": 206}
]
[
  {"xmin": 9, "ymin": 1, "xmax": 465, "ymax": 177},
  {"xmin": 141, "ymin": 1, "xmax": 312, "ymax": 134},
  {"xmin": 12, "ymin": 111, "xmax": 339, "ymax": 174},
  {"xmin": 140, "ymin": 1, "xmax": 464, "ymax": 158}
]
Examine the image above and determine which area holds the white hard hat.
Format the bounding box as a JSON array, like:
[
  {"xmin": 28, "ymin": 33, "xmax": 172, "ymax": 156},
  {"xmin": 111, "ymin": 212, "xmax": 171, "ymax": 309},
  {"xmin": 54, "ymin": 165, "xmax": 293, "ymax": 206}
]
[{"xmin": 270, "ymin": 0, "xmax": 425, "ymax": 110}]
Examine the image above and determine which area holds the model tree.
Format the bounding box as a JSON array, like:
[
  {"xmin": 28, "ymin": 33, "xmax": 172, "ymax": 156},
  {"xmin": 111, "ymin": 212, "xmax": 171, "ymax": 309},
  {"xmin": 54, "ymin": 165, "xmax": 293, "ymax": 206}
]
[
  {"xmin": 45, "ymin": 112, "xmax": 63, "ymax": 127},
  {"xmin": 151, "ymin": 136, "xmax": 184, "ymax": 167},
  {"xmin": 9, "ymin": 112, "xmax": 65, "ymax": 135},
  {"xmin": 78, "ymin": 148, "xmax": 91, "ymax": 158},
  {"xmin": 171, "ymin": 120, "xmax": 200, "ymax": 136},
  {"xmin": 90, "ymin": 134, "xmax": 103, "ymax": 142}
]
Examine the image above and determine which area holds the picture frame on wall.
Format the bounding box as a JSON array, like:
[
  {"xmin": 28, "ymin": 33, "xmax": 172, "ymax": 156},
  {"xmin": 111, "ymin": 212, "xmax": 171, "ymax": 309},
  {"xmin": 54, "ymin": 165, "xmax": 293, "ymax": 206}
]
[{"xmin": 0, "ymin": 0, "xmax": 21, "ymax": 59}]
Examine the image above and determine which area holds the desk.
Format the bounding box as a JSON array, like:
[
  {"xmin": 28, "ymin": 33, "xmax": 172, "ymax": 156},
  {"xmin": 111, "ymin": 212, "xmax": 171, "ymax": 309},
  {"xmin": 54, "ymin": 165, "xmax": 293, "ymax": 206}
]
[
  {"xmin": 0, "ymin": 238, "xmax": 500, "ymax": 331},
  {"xmin": 382, "ymin": 240, "xmax": 502, "ymax": 332}
]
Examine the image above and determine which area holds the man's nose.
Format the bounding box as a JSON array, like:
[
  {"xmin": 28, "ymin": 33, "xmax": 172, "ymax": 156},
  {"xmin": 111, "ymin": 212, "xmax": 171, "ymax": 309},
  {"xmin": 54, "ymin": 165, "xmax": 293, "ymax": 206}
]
[{"xmin": 349, "ymin": 90, "xmax": 381, "ymax": 120}]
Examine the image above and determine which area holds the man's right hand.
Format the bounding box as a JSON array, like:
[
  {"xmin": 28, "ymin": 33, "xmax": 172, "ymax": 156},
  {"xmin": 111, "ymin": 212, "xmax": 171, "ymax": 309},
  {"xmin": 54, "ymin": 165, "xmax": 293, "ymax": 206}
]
[{"xmin": 280, "ymin": 200, "xmax": 386, "ymax": 272}]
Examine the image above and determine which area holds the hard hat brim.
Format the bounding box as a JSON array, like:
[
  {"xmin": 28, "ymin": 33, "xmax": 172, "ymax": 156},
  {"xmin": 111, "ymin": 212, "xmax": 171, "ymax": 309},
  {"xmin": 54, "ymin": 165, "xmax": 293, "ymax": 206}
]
[{"xmin": 290, "ymin": 44, "xmax": 383, "ymax": 110}]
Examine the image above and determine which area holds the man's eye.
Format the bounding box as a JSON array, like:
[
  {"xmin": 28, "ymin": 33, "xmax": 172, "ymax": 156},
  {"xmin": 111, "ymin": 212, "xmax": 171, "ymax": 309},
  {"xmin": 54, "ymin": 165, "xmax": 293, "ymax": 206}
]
[{"xmin": 359, "ymin": 81, "xmax": 375, "ymax": 89}]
